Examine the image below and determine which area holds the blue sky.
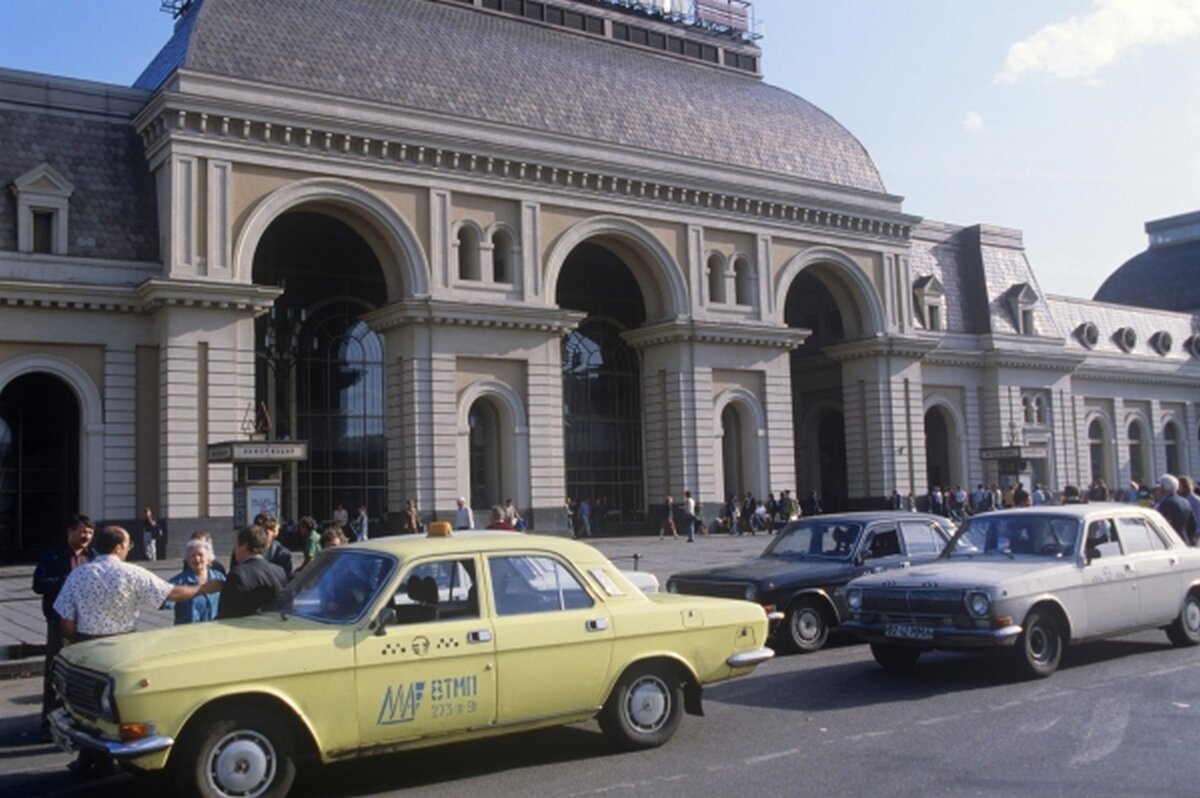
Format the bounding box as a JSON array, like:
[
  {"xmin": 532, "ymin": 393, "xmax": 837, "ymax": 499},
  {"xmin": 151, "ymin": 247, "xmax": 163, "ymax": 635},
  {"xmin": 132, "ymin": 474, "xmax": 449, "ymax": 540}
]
[{"xmin": 1, "ymin": 0, "xmax": 1196, "ymax": 299}]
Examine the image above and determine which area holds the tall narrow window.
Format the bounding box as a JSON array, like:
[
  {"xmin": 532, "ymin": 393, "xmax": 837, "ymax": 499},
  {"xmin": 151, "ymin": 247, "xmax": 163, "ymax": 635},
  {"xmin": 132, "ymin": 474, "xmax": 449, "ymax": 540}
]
[
  {"xmin": 457, "ymin": 225, "xmax": 481, "ymax": 280},
  {"xmin": 1165, "ymin": 422, "xmax": 1181, "ymax": 476},
  {"xmin": 469, "ymin": 399, "xmax": 501, "ymax": 511},
  {"xmin": 707, "ymin": 254, "xmax": 726, "ymax": 304},
  {"xmin": 733, "ymin": 256, "xmax": 753, "ymax": 306},
  {"xmin": 491, "ymin": 228, "xmax": 514, "ymax": 283},
  {"xmin": 32, "ymin": 211, "xmax": 54, "ymax": 254},
  {"xmin": 1088, "ymin": 420, "xmax": 1106, "ymax": 484},
  {"xmin": 1128, "ymin": 421, "xmax": 1147, "ymax": 483}
]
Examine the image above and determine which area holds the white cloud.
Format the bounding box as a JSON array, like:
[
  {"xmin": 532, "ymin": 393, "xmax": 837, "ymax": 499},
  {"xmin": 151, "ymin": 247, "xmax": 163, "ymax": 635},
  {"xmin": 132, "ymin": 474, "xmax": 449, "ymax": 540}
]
[
  {"xmin": 997, "ymin": 0, "xmax": 1200, "ymax": 83},
  {"xmin": 963, "ymin": 111, "xmax": 985, "ymax": 131}
]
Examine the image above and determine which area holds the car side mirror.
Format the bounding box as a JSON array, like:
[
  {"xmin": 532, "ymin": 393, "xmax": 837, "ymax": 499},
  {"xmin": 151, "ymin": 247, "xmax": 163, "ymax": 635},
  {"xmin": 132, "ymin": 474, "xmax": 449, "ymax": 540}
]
[
  {"xmin": 1085, "ymin": 547, "xmax": 1100, "ymax": 564},
  {"xmin": 374, "ymin": 606, "xmax": 397, "ymax": 636}
]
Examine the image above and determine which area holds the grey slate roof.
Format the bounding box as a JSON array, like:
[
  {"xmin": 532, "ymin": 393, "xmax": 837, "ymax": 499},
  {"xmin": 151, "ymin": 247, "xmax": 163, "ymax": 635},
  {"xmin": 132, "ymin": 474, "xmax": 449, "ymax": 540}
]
[
  {"xmin": 133, "ymin": 0, "xmax": 885, "ymax": 193},
  {"xmin": 1093, "ymin": 238, "xmax": 1200, "ymax": 312},
  {"xmin": 1048, "ymin": 294, "xmax": 1199, "ymax": 362},
  {"xmin": 0, "ymin": 107, "xmax": 159, "ymax": 262}
]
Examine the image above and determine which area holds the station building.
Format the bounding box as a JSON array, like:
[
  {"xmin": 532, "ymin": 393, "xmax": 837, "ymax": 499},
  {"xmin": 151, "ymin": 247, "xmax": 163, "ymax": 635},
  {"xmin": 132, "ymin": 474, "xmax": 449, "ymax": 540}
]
[{"xmin": 2, "ymin": 0, "xmax": 1198, "ymax": 559}]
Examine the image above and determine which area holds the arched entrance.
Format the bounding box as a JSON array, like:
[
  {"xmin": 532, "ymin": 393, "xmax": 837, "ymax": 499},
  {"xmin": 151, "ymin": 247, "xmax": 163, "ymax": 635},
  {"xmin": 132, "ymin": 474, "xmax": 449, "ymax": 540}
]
[
  {"xmin": 786, "ymin": 271, "xmax": 848, "ymax": 510},
  {"xmin": 721, "ymin": 404, "xmax": 746, "ymax": 500},
  {"xmin": 558, "ymin": 242, "xmax": 647, "ymax": 526},
  {"xmin": 0, "ymin": 373, "xmax": 80, "ymax": 559},
  {"xmin": 469, "ymin": 398, "xmax": 502, "ymax": 511},
  {"xmin": 253, "ymin": 211, "xmax": 389, "ymax": 524},
  {"xmin": 925, "ymin": 406, "xmax": 952, "ymax": 490}
]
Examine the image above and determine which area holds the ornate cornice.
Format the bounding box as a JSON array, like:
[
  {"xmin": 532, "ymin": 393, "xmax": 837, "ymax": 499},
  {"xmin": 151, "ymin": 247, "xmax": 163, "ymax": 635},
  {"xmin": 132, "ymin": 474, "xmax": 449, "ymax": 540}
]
[
  {"xmin": 824, "ymin": 334, "xmax": 940, "ymax": 363},
  {"xmin": 363, "ymin": 299, "xmax": 586, "ymax": 334},
  {"xmin": 133, "ymin": 88, "xmax": 918, "ymax": 246},
  {"xmin": 136, "ymin": 278, "xmax": 282, "ymax": 314},
  {"xmin": 622, "ymin": 319, "xmax": 808, "ymax": 350},
  {"xmin": 0, "ymin": 280, "xmax": 140, "ymax": 313}
]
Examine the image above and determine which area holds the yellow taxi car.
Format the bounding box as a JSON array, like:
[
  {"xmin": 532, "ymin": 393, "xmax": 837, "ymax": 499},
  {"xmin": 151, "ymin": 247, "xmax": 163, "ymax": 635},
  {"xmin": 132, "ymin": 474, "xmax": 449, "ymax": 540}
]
[{"xmin": 49, "ymin": 528, "xmax": 773, "ymax": 797}]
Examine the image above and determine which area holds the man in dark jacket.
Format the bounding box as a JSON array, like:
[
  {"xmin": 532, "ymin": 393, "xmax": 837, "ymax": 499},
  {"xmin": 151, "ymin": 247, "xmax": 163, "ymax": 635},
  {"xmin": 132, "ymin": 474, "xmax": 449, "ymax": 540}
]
[
  {"xmin": 31, "ymin": 514, "xmax": 95, "ymax": 737},
  {"xmin": 218, "ymin": 525, "xmax": 288, "ymax": 619},
  {"xmin": 1155, "ymin": 474, "xmax": 1197, "ymax": 545}
]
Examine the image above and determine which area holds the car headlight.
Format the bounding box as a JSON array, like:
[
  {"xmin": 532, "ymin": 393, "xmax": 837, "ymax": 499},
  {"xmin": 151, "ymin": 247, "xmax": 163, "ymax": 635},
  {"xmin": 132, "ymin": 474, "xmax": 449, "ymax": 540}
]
[
  {"xmin": 743, "ymin": 585, "xmax": 758, "ymax": 602},
  {"xmin": 966, "ymin": 590, "xmax": 991, "ymax": 618},
  {"xmin": 846, "ymin": 588, "xmax": 862, "ymax": 612}
]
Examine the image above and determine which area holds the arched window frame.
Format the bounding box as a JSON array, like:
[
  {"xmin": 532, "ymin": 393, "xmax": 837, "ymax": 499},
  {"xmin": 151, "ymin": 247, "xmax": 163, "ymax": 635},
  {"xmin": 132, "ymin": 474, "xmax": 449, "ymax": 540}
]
[
  {"xmin": 1164, "ymin": 418, "xmax": 1183, "ymax": 476},
  {"xmin": 488, "ymin": 224, "xmax": 519, "ymax": 285},
  {"xmin": 454, "ymin": 220, "xmax": 484, "ymax": 281},
  {"xmin": 706, "ymin": 251, "xmax": 727, "ymax": 305}
]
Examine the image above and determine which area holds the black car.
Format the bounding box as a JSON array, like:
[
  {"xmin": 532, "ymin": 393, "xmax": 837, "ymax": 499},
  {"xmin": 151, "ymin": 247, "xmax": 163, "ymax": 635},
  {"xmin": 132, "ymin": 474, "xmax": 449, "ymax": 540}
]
[{"xmin": 665, "ymin": 512, "xmax": 955, "ymax": 653}]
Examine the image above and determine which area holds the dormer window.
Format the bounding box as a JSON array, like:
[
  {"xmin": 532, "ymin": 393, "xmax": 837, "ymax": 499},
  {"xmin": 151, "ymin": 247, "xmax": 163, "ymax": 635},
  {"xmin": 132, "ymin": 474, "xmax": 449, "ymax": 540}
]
[
  {"xmin": 1150, "ymin": 331, "xmax": 1173, "ymax": 356},
  {"xmin": 1077, "ymin": 322, "xmax": 1100, "ymax": 349},
  {"xmin": 913, "ymin": 275, "xmax": 945, "ymax": 331},
  {"xmin": 1115, "ymin": 326, "xmax": 1137, "ymax": 352},
  {"xmin": 11, "ymin": 163, "xmax": 74, "ymax": 255},
  {"xmin": 1007, "ymin": 283, "xmax": 1039, "ymax": 336}
]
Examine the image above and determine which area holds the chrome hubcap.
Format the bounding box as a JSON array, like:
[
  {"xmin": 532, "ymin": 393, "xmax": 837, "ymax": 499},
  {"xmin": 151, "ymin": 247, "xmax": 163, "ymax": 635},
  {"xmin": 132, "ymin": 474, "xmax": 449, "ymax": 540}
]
[
  {"xmin": 209, "ymin": 730, "xmax": 275, "ymax": 798},
  {"xmin": 626, "ymin": 676, "xmax": 670, "ymax": 733}
]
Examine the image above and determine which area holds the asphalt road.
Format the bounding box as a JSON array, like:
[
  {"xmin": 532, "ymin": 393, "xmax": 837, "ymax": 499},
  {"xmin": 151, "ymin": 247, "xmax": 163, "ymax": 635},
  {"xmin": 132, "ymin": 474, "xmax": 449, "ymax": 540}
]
[{"xmin": 3, "ymin": 627, "xmax": 1199, "ymax": 798}]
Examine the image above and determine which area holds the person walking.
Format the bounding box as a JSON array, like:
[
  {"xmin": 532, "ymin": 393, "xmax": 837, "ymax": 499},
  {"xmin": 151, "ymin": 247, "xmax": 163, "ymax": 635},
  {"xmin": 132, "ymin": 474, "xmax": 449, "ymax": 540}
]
[
  {"xmin": 31, "ymin": 514, "xmax": 95, "ymax": 740},
  {"xmin": 659, "ymin": 495, "xmax": 679, "ymax": 540},
  {"xmin": 351, "ymin": 505, "xmax": 369, "ymax": 541},
  {"xmin": 141, "ymin": 507, "xmax": 164, "ymax": 562},
  {"xmin": 454, "ymin": 497, "xmax": 475, "ymax": 530},
  {"xmin": 401, "ymin": 499, "xmax": 421, "ymax": 534},
  {"xmin": 1155, "ymin": 474, "xmax": 1197, "ymax": 544}
]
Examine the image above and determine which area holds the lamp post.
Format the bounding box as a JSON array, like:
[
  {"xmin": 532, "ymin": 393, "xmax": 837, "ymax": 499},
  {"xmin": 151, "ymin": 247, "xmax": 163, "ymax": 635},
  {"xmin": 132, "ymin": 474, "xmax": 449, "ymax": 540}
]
[{"xmin": 258, "ymin": 299, "xmax": 314, "ymax": 522}]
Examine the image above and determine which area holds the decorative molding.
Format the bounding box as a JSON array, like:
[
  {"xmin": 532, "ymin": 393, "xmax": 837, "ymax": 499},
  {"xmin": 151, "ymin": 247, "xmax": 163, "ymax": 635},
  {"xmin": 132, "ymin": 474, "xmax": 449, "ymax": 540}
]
[
  {"xmin": 362, "ymin": 299, "xmax": 586, "ymax": 334},
  {"xmin": 136, "ymin": 277, "xmax": 282, "ymax": 313},
  {"xmin": 622, "ymin": 319, "xmax": 808, "ymax": 350},
  {"xmin": 134, "ymin": 102, "xmax": 917, "ymax": 247}
]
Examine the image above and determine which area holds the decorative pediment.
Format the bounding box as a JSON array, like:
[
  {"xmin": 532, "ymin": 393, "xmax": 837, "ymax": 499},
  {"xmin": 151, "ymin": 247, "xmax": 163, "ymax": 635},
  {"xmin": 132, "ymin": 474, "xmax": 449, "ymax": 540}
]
[
  {"xmin": 11, "ymin": 163, "xmax": 75, "ymax": 199},
  {"xmin": 913, "ymin": 274, "xmax": 943, "ymax": 296}
]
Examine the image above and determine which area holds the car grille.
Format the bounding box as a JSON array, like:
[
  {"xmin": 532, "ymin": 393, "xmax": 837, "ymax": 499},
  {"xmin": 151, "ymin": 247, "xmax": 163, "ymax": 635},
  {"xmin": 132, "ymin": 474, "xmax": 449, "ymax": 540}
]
[
  {"xmin": 669, "ymin": 578, "xmax": 748, "ymax": 600},
  {"xmin": 859, "ymin": 588, "xmax": 966, "ymax": 621},
  {"xmin": 52, "ymin": 658, "xmax": 109, "ymax": 721}
]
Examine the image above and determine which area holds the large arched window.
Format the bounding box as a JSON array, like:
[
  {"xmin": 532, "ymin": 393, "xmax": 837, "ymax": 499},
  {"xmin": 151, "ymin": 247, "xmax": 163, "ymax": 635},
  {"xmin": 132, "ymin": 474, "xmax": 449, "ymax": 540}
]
[
  {"xmin": 1165, "ymin": 421, "xmax": 1182, "ymax": 476},
  {"xmin": 457, "ymin": 224, "xmax": 481, "ymax": 281},
  {"xmin": 562, "ymin": 319, "xmax": 643, "ymax": 521},
  {"xmin": 1128, "ymin": 420, "xmax": 1149, "ymax": 484},
  {"xmin": 295, "ymin": 301, "xmax": 387, "ymax": 521},
  {"xmin": 721, "ymin": 404, "xmax": 745, "ymax": 499}
]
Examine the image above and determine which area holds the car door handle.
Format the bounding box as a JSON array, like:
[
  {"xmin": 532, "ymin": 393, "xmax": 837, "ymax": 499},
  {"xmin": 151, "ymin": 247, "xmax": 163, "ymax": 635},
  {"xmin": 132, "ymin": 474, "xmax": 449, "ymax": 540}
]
[
  {"xmin": 467, "ymin": 629, "xmax": 492, "ymax": 644},
  {"xmin": 586, "ymin": 618, "xmax": 609, "ymax": 632}
]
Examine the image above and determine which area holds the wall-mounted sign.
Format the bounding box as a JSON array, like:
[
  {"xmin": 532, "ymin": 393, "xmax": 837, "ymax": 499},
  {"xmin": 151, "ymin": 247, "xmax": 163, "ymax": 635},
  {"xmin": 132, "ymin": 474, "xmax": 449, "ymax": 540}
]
[
  {"xmin": 980, "ymin": 446, "xmax": 1021, "ymax": 461},
  {"xmin": 207, "ymin": 441, "xmax": 308, "ymax": 463}
]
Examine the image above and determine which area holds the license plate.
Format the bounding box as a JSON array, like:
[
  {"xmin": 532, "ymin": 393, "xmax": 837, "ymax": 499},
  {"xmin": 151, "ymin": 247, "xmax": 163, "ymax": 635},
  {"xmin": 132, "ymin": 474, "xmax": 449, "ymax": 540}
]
[{"xmin": 885, "ymin": 623, "xmax": 934, "ymax": 641}]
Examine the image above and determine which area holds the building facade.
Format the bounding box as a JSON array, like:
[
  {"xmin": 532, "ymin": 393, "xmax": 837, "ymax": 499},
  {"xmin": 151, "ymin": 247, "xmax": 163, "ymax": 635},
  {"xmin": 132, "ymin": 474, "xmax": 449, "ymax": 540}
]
[{"xmin": 2, "ymin": 0, "xmax": 1198, "ymax": 559}]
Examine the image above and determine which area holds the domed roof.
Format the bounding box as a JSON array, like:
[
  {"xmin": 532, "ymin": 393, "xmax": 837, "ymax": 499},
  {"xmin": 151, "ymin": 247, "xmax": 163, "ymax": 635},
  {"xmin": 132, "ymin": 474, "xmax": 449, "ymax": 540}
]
[
  {"xmin": 1094, "ymin": 212, "xmax": 1200, "ymax": 312},
  {"xmin": 135, "ymin": 0, "xmax": 885, "ymax": 193}
]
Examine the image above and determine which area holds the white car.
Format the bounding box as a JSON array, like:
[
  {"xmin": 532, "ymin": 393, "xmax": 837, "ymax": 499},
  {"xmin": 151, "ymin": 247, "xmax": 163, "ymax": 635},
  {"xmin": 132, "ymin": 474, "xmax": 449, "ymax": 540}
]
[{"xmin": 843, "ymin": 504, "xmax": 1200, "ymax": 678}]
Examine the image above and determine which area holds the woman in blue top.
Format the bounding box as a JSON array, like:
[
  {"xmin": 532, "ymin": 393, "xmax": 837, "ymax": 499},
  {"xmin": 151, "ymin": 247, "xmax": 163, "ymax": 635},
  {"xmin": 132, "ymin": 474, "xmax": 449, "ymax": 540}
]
[{"xmin": 165, "ymin": 538, "xmax": 225, "ymax": 624}]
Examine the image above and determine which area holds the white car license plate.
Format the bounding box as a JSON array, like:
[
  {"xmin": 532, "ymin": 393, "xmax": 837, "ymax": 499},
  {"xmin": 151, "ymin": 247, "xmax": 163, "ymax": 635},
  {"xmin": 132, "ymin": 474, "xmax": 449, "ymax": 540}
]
[{"xmin": 885, "ymin": 623, "xmax": 934, "ymax": 641}]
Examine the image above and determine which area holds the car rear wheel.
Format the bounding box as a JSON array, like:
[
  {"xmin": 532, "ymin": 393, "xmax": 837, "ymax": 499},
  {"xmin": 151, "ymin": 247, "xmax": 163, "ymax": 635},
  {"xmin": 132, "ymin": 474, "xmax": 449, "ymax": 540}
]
[
  {"xmin": 175, "ymin": 707, "xmax": 297, "ymax": 798},
  {"xmin": 1013, "ymin": 608, "xmax": 1063, "ymax": 679},
  {"xmin": 598, "ymin": 663, "xmax": 683, "ymax": 751},
  {"xmin": 869, "ymin": 642, "xmax": 921, "ymax": 671},
  {"xmin": 778, "ymin": 597, "xmax": 831, "ymax": 653},
  {"xmin": 1166, "ymin": 591, "xmax": 1200, "ymax": 647}
]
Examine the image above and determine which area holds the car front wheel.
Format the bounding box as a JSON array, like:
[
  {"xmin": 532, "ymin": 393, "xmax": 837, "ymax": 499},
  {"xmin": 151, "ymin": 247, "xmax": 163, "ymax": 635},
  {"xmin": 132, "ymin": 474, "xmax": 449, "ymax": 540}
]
[
  {"xmin": 1166, "ymin": 591, "xmax": 1200, "ymax": 647},
  {"xmin": 598, "ymin": 663, "xmax": 683, "ymax": 751},
  {"xmin": 778, "ymin": 597, "xmax": 831, "ymax": 653},
  {"xmin": 1013, "ymin": 608, "xmax": 1063, "ymax": 679},
  {"xmin": 175, "ymin": 707, "xmax": 297, "ymax": 798}
]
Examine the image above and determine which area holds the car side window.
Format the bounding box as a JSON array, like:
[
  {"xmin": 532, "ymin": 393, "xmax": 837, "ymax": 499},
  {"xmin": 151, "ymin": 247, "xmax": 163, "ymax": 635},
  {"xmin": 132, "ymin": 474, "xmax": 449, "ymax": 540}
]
[
  {"xmin": 866, "ymin": 528, "xmax": 901, "ymax": 558},
  {"xmin": 1086, "ymin": 519, "xmax": 1122, "ymax": 559},
  {"xmin": 1115, "ymin": 516, "xmax": 1163, "ymax": 554},
  {"xmin": 488, "ymin": 555, "xmax": 594, "ymax": 616},
  {"xmin": 392, "ymin": 558, "xmax": 479, "ymax": 623},
  {"xmin": 900, "ymin": 521, "xmax": 941, "ymax": 556}
]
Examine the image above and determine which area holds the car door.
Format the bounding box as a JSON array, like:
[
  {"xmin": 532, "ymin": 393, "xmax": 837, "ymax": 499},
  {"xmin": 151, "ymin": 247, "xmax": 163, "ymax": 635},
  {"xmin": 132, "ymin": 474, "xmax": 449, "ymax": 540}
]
[
  {"xmin": 1115, "ymin": 515, "xmax": 1185, "ymax": 626},
  {"xmin": 355, "ymin": 556, "xmax": 497, "ymax": 749},
  {"xmin": 1079, "ymin": 518, "xmax": 1140, "ymax": 637},
  {"xmin": 900, "ymin": 519, "xmax": 950, "ymax": 563},
  {"xmin": 486, "ymin": 552, "xmax": 614, "ymax": 724}
]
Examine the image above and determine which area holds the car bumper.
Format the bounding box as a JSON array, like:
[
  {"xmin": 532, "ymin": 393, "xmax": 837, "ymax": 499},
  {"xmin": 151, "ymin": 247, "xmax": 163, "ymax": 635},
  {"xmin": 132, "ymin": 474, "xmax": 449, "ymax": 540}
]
[
  {"xmin": 49, "ymin": 708, "xmax": 175, "ymax": 760},
  {"xmin": 841, "ymin": 620, "xmax": 1023, "ymax": 649},
  {"xmin": 726, "ymin": 647, "xmax": 775, "ymax": 668}
]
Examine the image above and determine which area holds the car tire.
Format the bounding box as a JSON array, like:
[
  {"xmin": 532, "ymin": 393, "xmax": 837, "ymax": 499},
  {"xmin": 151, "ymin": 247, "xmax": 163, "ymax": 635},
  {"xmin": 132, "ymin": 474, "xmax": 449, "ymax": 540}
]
[
  {"xmin": 174, "ymin": 706, "xmax": 297, "ymax": 798},
  {"xmin": 778, "ymin": 597, "xmax": 831, "ymax": 654},
  {"xmin": 869, "ymin": 642, "xmax": 921, "ymax": 671},
  {"xmin": 598, "ymin": 663, "xmax": 683, "ymax": 751},
  {"xmin": 1013, "ymin": 608, "xmax": 1063, "ymax": 679},
  {"xmin": 1166, "ymin": 591, "xmax": 1200, "ymax": 647}
]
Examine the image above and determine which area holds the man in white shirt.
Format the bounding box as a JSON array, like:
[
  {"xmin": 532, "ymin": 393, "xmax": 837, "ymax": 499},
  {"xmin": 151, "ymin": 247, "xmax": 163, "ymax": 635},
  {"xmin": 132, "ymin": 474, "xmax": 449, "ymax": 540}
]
[{"xmin": 454, "ymin": 497, "xmax": 475, "ymax": 530}]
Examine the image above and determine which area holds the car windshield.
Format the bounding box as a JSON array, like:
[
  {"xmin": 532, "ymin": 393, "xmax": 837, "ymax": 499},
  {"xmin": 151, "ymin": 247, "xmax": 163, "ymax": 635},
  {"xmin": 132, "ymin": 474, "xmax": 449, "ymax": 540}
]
[
  {"xmin": 944, "ymin": 514, "xmax": 1080, "ymax": 559},
  {"xmin": 765, "ymin": 520, "xmax": 864, "ymax": 559},
  {"xmin": 281, "ymin": 550, "xmax": 396, "ymax": 623}
]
